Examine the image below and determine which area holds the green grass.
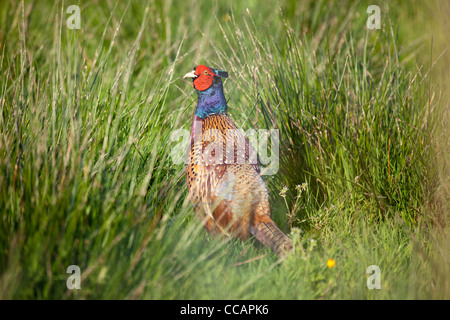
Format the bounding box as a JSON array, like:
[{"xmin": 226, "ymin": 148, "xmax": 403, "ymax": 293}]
[{"xmin": 0, "ymin": 0, "xmax": 448, "ymax": 299}]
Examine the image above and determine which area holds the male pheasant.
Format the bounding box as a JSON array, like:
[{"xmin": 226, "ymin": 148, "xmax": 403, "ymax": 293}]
[{"xmin": 183, "ymin": 65, "xmax": 292, "ymax": 257}]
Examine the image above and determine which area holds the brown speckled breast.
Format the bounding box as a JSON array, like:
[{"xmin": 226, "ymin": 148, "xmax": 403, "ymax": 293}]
[{"xmin": 186, "ymin": 113, "xmax": 270, "ymax": 239}]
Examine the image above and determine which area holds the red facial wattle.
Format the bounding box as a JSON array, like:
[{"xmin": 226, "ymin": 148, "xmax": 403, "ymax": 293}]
[{"xmin": 193, "ymin": 65, "xmax": 217, "ymax": 91}]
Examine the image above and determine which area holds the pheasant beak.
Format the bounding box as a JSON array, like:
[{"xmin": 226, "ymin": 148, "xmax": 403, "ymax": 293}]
[{"xmin": 183, "ymin": 70, "xmax": 198, "ymax": 79}]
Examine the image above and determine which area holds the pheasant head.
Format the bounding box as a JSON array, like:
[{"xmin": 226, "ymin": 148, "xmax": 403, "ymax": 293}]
[{"xmin": 184, "ymin": 65, "xmax": 229, "ymax": 118}]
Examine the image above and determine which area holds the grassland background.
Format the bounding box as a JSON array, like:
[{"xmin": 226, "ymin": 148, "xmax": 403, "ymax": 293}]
[{"xmin": 0, "ymin": 0, "xmax": 448, "ymax": 299}]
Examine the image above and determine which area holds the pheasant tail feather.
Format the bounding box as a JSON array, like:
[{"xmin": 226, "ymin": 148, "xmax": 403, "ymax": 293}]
[{"xmin": 251, "ymin": 217, "xmax": 293, "ymax": 257}]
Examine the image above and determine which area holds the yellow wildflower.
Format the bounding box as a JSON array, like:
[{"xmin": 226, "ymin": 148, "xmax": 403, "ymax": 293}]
[{"xmin": 327, "ymin": 259, "xmax": 336, "ymax": 268}]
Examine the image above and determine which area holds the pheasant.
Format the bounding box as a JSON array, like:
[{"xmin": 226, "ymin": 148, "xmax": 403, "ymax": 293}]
[{"xmin": 183, "ymin": 65, "xmax": 293, "ymax": 257}]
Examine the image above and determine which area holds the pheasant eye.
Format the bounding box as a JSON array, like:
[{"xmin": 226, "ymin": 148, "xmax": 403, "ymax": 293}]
[{"xmin": 203, "ymin": 70, "xmax": 209, "ymax": 75}]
